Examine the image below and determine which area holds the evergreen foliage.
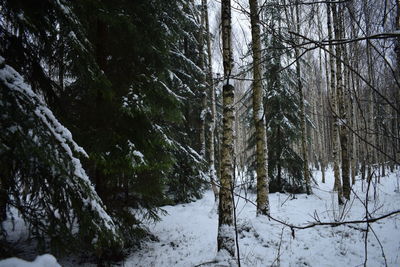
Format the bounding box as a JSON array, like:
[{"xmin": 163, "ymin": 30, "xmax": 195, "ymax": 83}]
[
  {"xmin": 0, "ymin": 58, "xmax": 123, "ymax": 257},
  {"xmin": 262, "ymin": 2, "xmax": 306, "ymax": 193},
  {"xmin": 159, "ymin": 0, "xmax": 207, "ymax": 203},
  {"xmin": 0, "ymin": 0, "xmax": 206, "ymax": 259}
]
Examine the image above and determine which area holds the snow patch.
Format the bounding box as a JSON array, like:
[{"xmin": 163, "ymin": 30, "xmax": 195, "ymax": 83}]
[{"xmin": 0, "ymin": 254, "xmax": 61, "ymax": 267}]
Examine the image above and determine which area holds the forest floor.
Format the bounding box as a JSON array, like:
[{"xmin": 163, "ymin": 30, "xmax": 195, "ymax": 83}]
[
  {"xmin": 2, "ymin": 168, "xmax": 400, "ymax": 267},
  {"xmin": 122, "ymin": 168, "xmax": 400, "ymax": 267}
]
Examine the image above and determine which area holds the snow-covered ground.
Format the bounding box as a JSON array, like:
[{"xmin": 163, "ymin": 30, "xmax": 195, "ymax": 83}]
[
  {"xmin": 0, "ymin": 255, "xmax": 60, "ymax": 267},
  {"xmin": 2, "ymin": 168, "xmax": 400, "ymax": 267},
  {"xmin": 124, "ymin": 168, "xmax": 400, "ymax": 267}
]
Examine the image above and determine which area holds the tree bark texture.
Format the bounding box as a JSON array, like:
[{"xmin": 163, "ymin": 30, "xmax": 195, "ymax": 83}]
[
  {"xmin": 327, "ymin": 2, "xmax": 343, "ymax": 204},
  {"xmin": 332, "ymin": 3, "xmax": 350, "ymax": 200},
  {"xmin": 199, "ymin": 1, "xmax": 207, "ymax": 158},
  {"xmin": 204, "ymin": 0, "xmax": 219, "ymax": 201},
  {"xmin": 249, "ymin": 0, "xmax": 270, "ymax": 215},
  {"xmin": 217, "ymin": 0, "xmax": 235, "ymax": 257}
]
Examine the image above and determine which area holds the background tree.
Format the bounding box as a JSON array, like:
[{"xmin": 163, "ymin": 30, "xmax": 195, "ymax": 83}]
[
  {"xmin": 293, "ymin": 0, "xmax": 312, "ymax": 195},
  {"xmin": 249, "ymin": 0, "xmax": 270, "ymax": 216},
  {"xmin": 203, "ymin": 0, "xmax": 219, "ymax": 202},
  {"xmin": 326, "ymin": 1, "xmax": 344, "ymax": 205},
  {"xmin": 332, "ymin": 2, "xmax": 350, "ymax": 200}
]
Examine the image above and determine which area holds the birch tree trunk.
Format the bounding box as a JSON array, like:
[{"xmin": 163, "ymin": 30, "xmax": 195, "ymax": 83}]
[
  {"xmin": 348, "ymin": 15, "xmax": 358, "ymax": 185},
  {"xmin": 199, "ymin": 1, "xmax": 207, "ymax": 158},
  {"xmin": 317, "ymin": 6, "xmax": 328, "ymax": 181},
  {"xmin": 217, "ymin": 0, "xmax": 235, "ymax": 257},
  {"xmin": 322, "ymin": 49, "xmax": 330, "ymax": 184},
  {"xmin": 396, "ymin": 0, "xmax": 400, "ymax": 168},
  {"xmin": 249, "ymin": 0, "xmax": 269, "ymax": 215},
  {"xmin": 350, "ymin": 71, "xmax": 357, "ymax": 185},
  {"xmin": 332, "ymin": 3, "xmax": 350, "ymax": 200},
  {"xmin": 396, "ymin": 0, "xmax": 400, "ymax": 71},
  {"xmin": 295, "ymin": 1, "xmax": 311, "ymax": 195},
  {"xmin": 362, "ymin": 1, "xmax": 377, "ymax": 180},
  {"xmin": 204, "ymin": 0, "xmax": 219, "ymax": 202},
  {"xmin": 327, "ymin": 2, "xmax": 343, "ymax": 204}
]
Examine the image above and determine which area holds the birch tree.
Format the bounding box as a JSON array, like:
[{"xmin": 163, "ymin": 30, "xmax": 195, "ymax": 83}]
[
  {"xmin": 203, "ymin": 0, "xmax": 219, "ymax": 201},
  {"xmin": 199, "ymin": 0, "xmax": 207, "ymax": 158},
  {"xmin": 332, "ymin": 3, "xmax": 350, "ymax": 200},
  {"xmin": 217, "ymin": 0, "xmax": 235, "ymax": 257},
  {"xmin": 249, "ymin": 0, "xmax": 269, "ymax": 215},
  {"xmin": 327, "ymin": 1, "xmax": 343, "ymax": 205}
]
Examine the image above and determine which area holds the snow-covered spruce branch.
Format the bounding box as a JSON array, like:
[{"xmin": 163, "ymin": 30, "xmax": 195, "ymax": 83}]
[{"xmin": 0, "ymin": 56, "xmax": 122, "ymax": 248}]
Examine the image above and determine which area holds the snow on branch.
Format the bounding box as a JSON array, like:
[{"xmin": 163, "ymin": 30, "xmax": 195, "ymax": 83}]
[{"xmin": 0, "ymin": 56, "xmax": 119, "ymax": 236}]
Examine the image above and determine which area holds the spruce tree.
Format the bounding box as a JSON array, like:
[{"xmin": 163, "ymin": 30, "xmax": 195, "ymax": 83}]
[
  {"xmin": 0, "ymin": 0, "xmax": 207, "ymax": 258},
  {"xmin": 262, "ymin": 0, "xmax": 306, "ymax": 193},
  {"xmin": 0, "ymin": 58, "xmax": 123, "ymax": 257}
]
